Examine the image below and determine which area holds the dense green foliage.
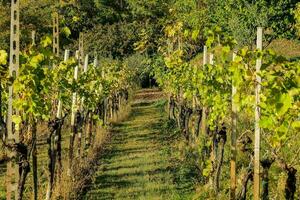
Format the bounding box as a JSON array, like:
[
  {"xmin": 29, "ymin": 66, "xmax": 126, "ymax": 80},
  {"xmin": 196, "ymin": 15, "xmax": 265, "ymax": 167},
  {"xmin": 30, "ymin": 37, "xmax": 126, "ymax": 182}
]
[
  {"xmin": 1, "ymin": 0, "xmax": 299, "ymax": 55},
  {"xmin": 151, "ymin": 10, "xmax": 300, "ymax": 200},
  {"xmin": 1, "ymin": 0, "xmax": 300, "ymax": 199},
  {"xmin": 207, "ymin": 0, "xmax": 299, "ymax": 46}
]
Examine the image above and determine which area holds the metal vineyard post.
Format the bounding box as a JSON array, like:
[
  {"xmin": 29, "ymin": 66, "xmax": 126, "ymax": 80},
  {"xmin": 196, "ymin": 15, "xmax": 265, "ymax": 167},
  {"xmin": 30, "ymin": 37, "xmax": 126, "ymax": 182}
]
[{"xmin": 6, "ymin": 0, "xmax": 20, "ymax": 199}]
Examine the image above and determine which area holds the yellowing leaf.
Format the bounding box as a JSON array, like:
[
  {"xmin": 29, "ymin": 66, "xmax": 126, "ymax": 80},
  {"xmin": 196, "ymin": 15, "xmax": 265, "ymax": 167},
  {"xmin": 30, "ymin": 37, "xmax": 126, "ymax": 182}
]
[
  {"xmin": 292, "ymin": 121, "xmax": 300, "ymax": 129},
  {"xmin": 12, "ymin": 115, "xmax": 22, "ymax": 125},
  {"xmin": 40, "ymin": 36, "xmax": 52, "ymax": 48},
  {"xmin": 0, "ymin": 50, "xmax": 8, "ymax": 65},
  {"xmin": 62, "ymin": 27, "xmax": 71, "ymax": 37},
  {"xmin": 72, "ymin": 16, "xmax": 79, "ymax": 22}
]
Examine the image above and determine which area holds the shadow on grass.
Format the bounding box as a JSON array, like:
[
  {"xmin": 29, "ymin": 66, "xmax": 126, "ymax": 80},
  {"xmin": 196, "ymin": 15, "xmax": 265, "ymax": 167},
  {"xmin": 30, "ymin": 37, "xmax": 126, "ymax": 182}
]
[
  {"xmin": 131, "ymin": 101, "xmax": 155, "ymax": 108},
  {"xmin": 84, "ymin": 95, "xmax": 196, "ymax": 199}
]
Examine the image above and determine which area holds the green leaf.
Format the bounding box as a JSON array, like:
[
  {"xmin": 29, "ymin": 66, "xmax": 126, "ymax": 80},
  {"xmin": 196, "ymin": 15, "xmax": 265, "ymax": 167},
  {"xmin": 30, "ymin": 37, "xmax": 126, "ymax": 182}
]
[
  {"xmin": 276, "ymin": 93, "xmax": 292, "ymax": 116},
  {"xmin": 292, "ymin": 121, "xmax": 300, "ymax": 129},
  {"xmin": 260, "ymin": 116, "xmax": 273, "ymax": 128},
  {"xmin": 234, "ymin": 56, "xmax": 243, "ymax": 63},
  {"xmin": 40, "ymin": 36, "xmax": 52, "ymax": 48},
  {"xmin": 222, "ymin": 46, "xmax": 230, "ymax": 54},
  {"xmin": 202, "ymin": 161, "xmax": 212, "ymax": 177},
  {"xmin": 192, "ymin": 29, "xmax": 199, "ymax": 40},
  {"xmin": 12, "ymin": 115, "xmax": 22, "ymax": 125},
  {"xmin": 216, "ymin": 77, "xmax": 224, "ymax": 83},
  {"xmin": 0, "ymin": 50, "xmax": 8, "ymax": 65},
  {"xmin": 30, "ymin": 54, "xmax": 45, "ymax": 67},
  {"xmin": 62, "ymin": 27, "xmax": 71, "ymax": 38}
]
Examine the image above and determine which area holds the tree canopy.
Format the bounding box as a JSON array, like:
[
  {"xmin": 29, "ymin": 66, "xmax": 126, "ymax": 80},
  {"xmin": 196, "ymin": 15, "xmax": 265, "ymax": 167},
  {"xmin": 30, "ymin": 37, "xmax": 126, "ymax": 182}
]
[{"xmin": 0, "ymin": 0, "xmax": 299, "ymax": 56}]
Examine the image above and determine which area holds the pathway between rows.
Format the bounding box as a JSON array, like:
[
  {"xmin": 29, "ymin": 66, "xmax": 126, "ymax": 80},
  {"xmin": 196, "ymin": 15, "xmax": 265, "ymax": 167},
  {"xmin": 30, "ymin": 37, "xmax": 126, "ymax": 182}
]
[{"xmin": 84, "ymin": 89, "xmax": 184, "ymax": 200}]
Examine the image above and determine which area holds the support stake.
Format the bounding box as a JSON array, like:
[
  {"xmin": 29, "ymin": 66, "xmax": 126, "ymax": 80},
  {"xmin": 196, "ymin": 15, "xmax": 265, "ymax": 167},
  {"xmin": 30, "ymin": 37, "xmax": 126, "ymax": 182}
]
[
  {"xmin": 7, "ymin": 0, "xmax": 20, "ymax": 199},
  {"xmin": 53, "ymin": 12, "xmax": 59, "ymax": 57},
  {"xmin": 230, "ymin": 52, "xmax": 237, "ymax": 200},
  {"xmin": 254, "ymin": 27, "xmax": 263, "ymax": 200}
]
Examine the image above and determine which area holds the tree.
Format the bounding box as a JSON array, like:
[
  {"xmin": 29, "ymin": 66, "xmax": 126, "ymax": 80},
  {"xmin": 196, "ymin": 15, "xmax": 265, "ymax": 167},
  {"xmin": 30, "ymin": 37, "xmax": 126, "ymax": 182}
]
[
  {"xmin": 0, "ymin": 0, "xmax": 54, "ymax": 51},
  {"xmin": 206, "ymin": 0, "xmax": 299, "ymax": 47}
]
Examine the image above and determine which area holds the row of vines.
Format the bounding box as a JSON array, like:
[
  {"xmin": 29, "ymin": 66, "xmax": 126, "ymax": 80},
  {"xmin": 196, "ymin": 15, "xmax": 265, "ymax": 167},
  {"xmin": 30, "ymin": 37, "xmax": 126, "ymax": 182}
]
[
  {"xmin": 0, "ymin": 1, "xmax": 139, "ymax": 200},
  {"xmin": 153, "ymin": 22, "xmax": 300, "ymax": 199}
]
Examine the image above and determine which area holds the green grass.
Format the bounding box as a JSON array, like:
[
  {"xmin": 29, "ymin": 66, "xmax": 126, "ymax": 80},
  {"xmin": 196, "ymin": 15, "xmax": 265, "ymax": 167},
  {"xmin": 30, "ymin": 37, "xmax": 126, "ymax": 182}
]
[{"xmin": 84, "ymin": 92, "xmax": 194, "ymax": 200}]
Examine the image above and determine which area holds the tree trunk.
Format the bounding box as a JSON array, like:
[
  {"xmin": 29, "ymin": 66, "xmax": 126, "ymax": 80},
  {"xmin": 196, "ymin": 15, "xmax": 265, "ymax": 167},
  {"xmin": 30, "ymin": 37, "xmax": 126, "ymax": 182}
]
[
  {"xmin": 89, "ymin": 114, "xmax": 94, "ymax": 147},
  {"xmin": 200, "ymin": 107, "xmax": 207, "ymax": 135},
  {"xmin": 76, "ymin": 112, "xmax": 83, "ymax": 158},
  {"xmin": 214, "ymin": 127, "xmax": 227, "ymax": 193},
  {"xmin": 0, "ymin": 84, "xmax": 6, "ymax": 141},
  {"xmin": 184, "ymin": 107, "xmax": 192, "ymax": 142},
  {"xmin": 68, "ymin": 130, "xmax": 75, "ymax": 174},
  {"xmin": 194, "ymin": 109, "xmax": 202, "ymax": 137},
  {"xmin": 168, "ymin": 95, "xmax": 172, "ymax": 120},
  {"xmin": 16, "ymin": 143, "xmax": 30, "ymax": 200},
  {"xmin": 56, "ymin": 120, "xmax": 63, "ymax": 181},
  {"xmin": 0, "ymin": 84, "xmax": 2, "ymax": 120},
  {"xmin": 85, "ymin": 111, "xmax": 92, "ymax": 149},
  {"xmin": 31, "ymin": 122, "xmax": 38, "ymax": 200},
  {"xmin": 176, "ymin": 101, "xmax": 181, "ymax": 128},
  {"xmin": 105, "ymin": 98, "xmax": 108, "ymax": 123},
  {"xmin": 178, "ymin": 102, "xmax": 185, "ymax": 131},
  {"xmin": 170, "ymin": 96, "xmax": 177, "ymax": 120},
  {"xmin": 237, "ymin": 167, "xmax": 253, "ymax": 200},
  {"xmin": 118, "ymin": 93, "xmax": 122, "ymax": 113},
  {"xmin": 110, "ymin": 98, "xmax": 113, "ymax": 120},
  {"xmin": 68, "ymin": 112, "xmax": 81, "ymax": 174},
  {"xmin": 285, "ymin": 167, "xmax": 297, "ymax": 200},
  {"xmin": 261, "ymin": 158, "xmax": 274, "ymax": 200},
  {"xmin": 276, "ymin": 156, "xmax": 297, "ymax": 200},
  {"xmin": 46, "ymin": 129, "xmax": 56, "ymax": 200},
  {"xmin": 208, "ymin": 128, "xmax": 217, "ymax": 188},
  {"xmin": 101, "ymin": 100, "xmax": 105, "ymax": 124},
  {"xmin": 237, "ymin": 134, "xmax": 254, "ymax": 200}
]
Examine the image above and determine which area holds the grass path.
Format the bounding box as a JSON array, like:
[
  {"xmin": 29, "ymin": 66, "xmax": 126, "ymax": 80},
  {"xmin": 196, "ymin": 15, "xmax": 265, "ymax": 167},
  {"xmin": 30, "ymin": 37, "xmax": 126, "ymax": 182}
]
[{"xmin": 84, "ymin": 89, "xmax": 187, "ymax": 200}]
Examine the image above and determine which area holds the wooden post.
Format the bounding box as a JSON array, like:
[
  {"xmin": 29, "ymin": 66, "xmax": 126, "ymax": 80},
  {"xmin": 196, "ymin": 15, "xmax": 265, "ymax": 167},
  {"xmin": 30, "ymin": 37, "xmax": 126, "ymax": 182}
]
[
  {"xmin": 71, "ymin": 50, "xmax": 79, "ymax": 132},
  {"xmin": 81, "ymin": 54, "xmax": 89, "ymax": 152},
  {"xmin": 208, "ymin": 52, "xmax": 214, "ymax": 188},
  {"xmin": 230, "ymin": 52, "xmax": 237, "ymax": 200},
  {"xmin": 79, "ymin": 32, "xmax": 84, "ymax": 69},
  {"xmin": 93, "ymin": 55, "xmax": 98, "ymax": 67},
  {"xmin": 80, "ymin": 54, "xmax": 89, "ymax": 114},
  {"xmin": 31, "ymin": 30, "xmax": 36, "ymax": 46},
  {"xmin": 56, "ymin": 50, "xmax": 70, "ymax": 119},
  {"xmin": 203, "ymin": 46, "xmax": 208, "ymax": 66},
  {"xmin": 99, "ymin": 60, "xmax": 107, "ymax": 124},
  {"xmin": 254, "ymin": 27, "xmax": 263, "ymax": 200},
  {"xmin": 68, "ymin": 50, "xmax": 79, "ymax": 174},
  {"xmin": 6, "ymin": 0, "xmax": 20, "ymax": 199},
  {"xmin": 209, "ymin": 53, "xmax": 214, "ymax": 64},
  {"xmin": 83, "ymin": 54, "xmax": 89, "ymax": 73},
  {"xmin": 201, "ymin": 46, "xmax": 208, "ymax": 135},
  {"xmin": 75, "ymin": 33, "xmax": 84, "ymax": 158}
]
